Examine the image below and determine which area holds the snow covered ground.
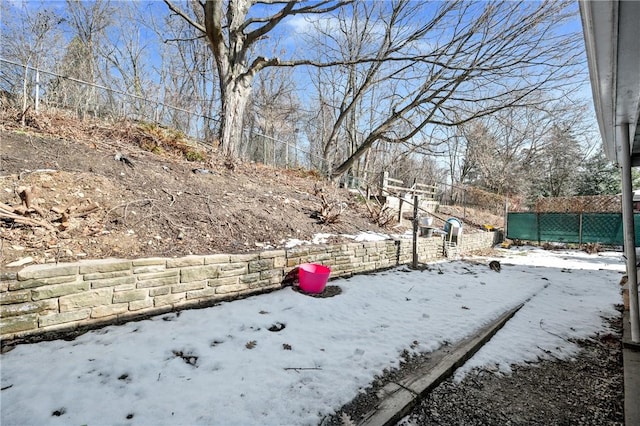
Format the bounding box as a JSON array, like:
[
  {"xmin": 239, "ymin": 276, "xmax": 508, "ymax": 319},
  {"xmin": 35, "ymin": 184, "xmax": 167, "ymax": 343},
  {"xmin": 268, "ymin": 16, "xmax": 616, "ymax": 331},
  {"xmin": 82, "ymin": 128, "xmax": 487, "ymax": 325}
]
[{"xmin": 0, "ymin": 247, "xmax": 625, "ymax": 425}]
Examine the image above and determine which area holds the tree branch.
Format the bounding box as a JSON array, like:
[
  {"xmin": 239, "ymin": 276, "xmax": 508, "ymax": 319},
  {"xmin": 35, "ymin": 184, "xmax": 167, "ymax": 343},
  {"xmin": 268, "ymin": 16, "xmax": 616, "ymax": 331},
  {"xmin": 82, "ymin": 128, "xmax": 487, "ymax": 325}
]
[
  {"xmin": 243, "ymin": 1, "xmax": 296, "ymax": 44},
  {"xmin": 163, "ymin": 35, "xmax": 207, "ymax": 44},
  {"xmin": 163, "ymin": 0, "xmax": 206, "ymax": 33}
]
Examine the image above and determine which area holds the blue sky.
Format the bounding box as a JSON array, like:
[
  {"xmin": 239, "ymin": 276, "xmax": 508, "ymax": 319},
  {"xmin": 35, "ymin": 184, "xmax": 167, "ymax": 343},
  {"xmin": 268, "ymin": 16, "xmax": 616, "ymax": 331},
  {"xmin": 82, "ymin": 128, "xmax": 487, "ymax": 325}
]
[{"xmin": 1, "ymin": 0, "xmax": 600, "ymax": 166}]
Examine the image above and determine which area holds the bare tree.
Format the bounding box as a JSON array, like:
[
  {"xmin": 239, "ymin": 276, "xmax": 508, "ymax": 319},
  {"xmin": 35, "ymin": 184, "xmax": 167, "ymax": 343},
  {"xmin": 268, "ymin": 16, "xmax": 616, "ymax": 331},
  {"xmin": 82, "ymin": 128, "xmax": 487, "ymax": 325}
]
[
  {"xmin": 163, "ymin": 0, "xmax": 352, "ymax": 159},
  {"xmin": 301, "ymin": 0, "xmax": 457, "ymax": 178},
  {"xmin": 442, "ymin": 128, "xmax": 474, "ymax": 192},
  {"xmin": 99, "ymin": 2, "xmax": 155, "ymax": 118},
  {"xmin": 147, "ymin": 8, "xmax": 219, "ymax": 137},
  {"xmin": 0, "ymin": 2, "xmax": 63, "ymax": 120},
  {"xmin": 245, "ymin": 60, "xmax": 300, "ymax": 165},
  {"xmin": 52, "ymin": 0, "xmax": 114, "ymax": 118},
  {"xmin": 318, "ymin": 0, "xmax": 584, "ymax": 179},
  {"xmin": 460, "ymin": 106, "xmax": 552, "ymax": 194},
  {"xmin": 456, "ymin": 96, "xmax": 595, "ymax": 200}
]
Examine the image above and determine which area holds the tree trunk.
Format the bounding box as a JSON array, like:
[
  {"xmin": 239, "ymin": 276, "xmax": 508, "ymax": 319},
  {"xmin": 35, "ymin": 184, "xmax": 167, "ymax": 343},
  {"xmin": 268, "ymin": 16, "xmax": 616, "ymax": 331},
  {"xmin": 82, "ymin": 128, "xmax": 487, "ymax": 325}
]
[{"xmin": 219, "ymin": 78, "xmax": 251, "ymax": 158}]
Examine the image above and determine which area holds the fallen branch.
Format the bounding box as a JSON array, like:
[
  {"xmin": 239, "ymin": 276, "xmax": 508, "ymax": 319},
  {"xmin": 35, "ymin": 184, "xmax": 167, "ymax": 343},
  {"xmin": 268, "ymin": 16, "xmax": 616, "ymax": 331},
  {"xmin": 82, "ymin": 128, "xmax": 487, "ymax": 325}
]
[
  {"xmin": 315, "ymin": 193, "xmax": 344, "ymax": 224},
  {"xmin": 0, "ymin": 210, "xmax": 56, "ymax": 231},
  {"xmin": 70, "ymin": 202, "xmax": 100, "ymax": 218},
  {"xmin": 15, "ymin": 186, "xmax": 48, "ymax": 218},
  {"xmin": 357, "ymin": 189, "xmax": 396, "ymax": 227},
  {"xmin": 161, "ymin": 188, "xmax": 176, "ymax": 206},
  {"xmin": 0, "ymin": 202, "xmax": 15, "ymax": 214}
]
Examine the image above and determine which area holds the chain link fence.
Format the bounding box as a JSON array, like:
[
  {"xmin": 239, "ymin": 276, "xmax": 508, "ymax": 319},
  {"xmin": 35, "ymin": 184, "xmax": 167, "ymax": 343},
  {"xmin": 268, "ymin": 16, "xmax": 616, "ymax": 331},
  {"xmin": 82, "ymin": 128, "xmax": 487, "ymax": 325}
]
[
  {"xmin": 2, "ymin": 57, "xmax": 526, "ymax": 223},
  {"xmin": 507, "ymin": 212, "xmax": 631, "ymax": 245},
  {"xmin": 1, "ymin": 58, "xmax": 332, "ymax": 173},
  {"xmin": 241, "ymin": 129, "xmax": 326, "ymax": 172},
  {"xmin": 0, "ymin": 58, "xmax": 221, "ymax": 139},
  {"xmin": 506, "ymin": 195, "xmax": 632, "ymax": 245}
]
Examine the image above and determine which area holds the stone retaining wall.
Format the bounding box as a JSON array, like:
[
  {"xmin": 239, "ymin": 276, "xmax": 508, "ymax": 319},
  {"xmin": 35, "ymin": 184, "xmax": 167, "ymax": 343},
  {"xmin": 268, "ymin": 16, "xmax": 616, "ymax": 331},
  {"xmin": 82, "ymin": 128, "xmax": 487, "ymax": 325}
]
[{"xmin": 1, "ymin": 232, "xmax": 501, "ymax": 342}]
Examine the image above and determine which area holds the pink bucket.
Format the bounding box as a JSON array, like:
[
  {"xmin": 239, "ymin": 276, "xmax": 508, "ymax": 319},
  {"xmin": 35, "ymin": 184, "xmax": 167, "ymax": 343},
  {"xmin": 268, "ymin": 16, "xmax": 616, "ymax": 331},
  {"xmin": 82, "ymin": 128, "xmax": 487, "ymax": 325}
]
[{"xmin": 298, "ymin": 263, "xmax": 331, "ymax": 294}]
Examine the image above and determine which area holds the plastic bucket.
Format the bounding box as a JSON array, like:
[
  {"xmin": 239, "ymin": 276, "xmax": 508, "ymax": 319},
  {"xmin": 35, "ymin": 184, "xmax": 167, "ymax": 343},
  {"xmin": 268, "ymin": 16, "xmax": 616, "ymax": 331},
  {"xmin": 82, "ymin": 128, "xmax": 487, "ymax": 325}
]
[
  {"xmin": 298, "ymin": 263, "xmax": 331, "ymax": 294},
  {"xmin": 420, "ymin": 216, "xmax": 433, "ymax": 227}
]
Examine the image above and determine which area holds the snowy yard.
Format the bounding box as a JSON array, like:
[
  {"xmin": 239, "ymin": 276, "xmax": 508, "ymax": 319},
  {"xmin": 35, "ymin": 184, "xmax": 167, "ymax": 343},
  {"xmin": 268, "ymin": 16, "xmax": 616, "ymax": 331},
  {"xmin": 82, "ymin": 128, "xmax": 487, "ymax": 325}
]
[{"xmin": 0, "ymin": 247, "xmax": 625, "ymax": 425}]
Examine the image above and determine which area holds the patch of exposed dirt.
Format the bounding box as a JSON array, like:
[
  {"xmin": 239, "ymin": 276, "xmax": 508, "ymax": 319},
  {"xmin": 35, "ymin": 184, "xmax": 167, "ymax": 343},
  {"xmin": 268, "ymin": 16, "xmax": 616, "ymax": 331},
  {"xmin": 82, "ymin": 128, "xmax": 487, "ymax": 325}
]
[
  {"xmin": 0, "ymin": 112, "xmax": 398, "ymax": 267},
  {"xmin": 399, "ymin": 315, "xmax": 624, "ymax": 425},
  {"xmin": 0, "ymin": 110, "xmax": 499, "ymax": 269},
  {"xmin": 0, "ymin": 131, "xmax": 389, "ymax": 265},
  {"xmin": 292, "ymin": 284, "xmax": 342, "ymax": 298},
  {"xmin": 324, "ymin": 314, "xmax": 624, "ymax": 426}
]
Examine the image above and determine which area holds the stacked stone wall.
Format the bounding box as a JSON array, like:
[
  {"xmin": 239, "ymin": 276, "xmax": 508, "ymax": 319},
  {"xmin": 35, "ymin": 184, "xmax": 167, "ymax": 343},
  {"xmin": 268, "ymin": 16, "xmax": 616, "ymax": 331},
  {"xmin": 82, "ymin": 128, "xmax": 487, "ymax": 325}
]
[{"xmin": 1, "ymin": 232, "xmax": 500, "ymax": 342}]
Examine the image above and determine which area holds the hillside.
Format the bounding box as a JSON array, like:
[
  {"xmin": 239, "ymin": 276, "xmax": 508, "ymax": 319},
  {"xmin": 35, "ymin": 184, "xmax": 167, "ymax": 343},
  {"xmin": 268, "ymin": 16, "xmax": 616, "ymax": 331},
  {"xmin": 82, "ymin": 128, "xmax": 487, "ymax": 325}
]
[{"xmin": 0, "ymin": 111, "xmax": 504, "ymax": 268}]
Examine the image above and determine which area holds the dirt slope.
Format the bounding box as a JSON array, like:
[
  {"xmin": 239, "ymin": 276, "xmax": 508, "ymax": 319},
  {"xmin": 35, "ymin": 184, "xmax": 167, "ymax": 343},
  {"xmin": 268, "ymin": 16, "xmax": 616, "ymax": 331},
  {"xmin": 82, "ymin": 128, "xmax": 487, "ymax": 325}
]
[
  {"xmin": 1, "ymin": 110, "xmax": 508, "ymax": 268},
  {"xmin": 0, "ymin": 118, "xmax": 395, "ymax": 267}
]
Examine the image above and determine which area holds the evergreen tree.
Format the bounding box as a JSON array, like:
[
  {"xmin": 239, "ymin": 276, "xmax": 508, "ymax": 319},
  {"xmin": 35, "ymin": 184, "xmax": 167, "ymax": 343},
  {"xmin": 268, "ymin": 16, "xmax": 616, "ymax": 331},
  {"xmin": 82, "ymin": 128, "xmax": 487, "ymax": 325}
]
[
  {"xmin": 530, "ymin": 124, "xmax": 582, "ymax": 198},
  {"xmin": 575, "ymin": 150, "xmax": 620, "ymax": 195}
]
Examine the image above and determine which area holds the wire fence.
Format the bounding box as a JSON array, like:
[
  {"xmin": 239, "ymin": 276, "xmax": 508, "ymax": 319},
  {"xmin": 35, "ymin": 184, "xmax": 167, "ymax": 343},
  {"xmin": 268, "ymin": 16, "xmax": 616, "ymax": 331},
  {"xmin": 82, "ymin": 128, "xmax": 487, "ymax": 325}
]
[
  {"xmin": 506, "ymin": 195, "xmax": 627, "ymax": 245},
  {"xmin": 0, "ymin": 57, "xmax": 329, "ymax": 172},
  {"xmin": 1, "ymin": 57, "xmax": 219, "ymax": 138},
  {"xmin": 2, "ymin": 57, "xmax": 512, "ymax": 220}
]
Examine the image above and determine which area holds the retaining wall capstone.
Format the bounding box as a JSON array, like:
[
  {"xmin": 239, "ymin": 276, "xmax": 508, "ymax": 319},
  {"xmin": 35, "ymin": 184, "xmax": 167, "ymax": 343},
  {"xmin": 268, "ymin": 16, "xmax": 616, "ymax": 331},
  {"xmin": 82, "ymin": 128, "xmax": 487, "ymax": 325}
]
[{"xmin": 1, "ymin": 232, "xmax": 501, "ymax": 342}]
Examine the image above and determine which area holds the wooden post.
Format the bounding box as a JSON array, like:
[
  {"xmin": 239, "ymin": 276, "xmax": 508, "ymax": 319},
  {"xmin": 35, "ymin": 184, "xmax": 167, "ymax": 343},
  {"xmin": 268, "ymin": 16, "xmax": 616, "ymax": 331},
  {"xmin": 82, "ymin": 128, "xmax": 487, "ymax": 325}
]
[
  {"xmin": 381, "ymin": 171, "xmax": 389, "ymax": 195},
  {"xmin": 504, "ymin": 195, "xmax": 509, "ymax": 237},
  {"xmin": 412, "ymin": 195, "xmax": 419, "ymax": 269}
]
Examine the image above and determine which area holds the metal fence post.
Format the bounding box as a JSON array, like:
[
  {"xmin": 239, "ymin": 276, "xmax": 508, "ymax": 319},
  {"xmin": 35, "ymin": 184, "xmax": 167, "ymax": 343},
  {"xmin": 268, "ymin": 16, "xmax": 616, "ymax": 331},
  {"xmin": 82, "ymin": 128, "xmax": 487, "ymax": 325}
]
[
  {"xmin": 263, "ymin": 136, "xmax": 267, "ymax": 165},
  {"xmin": 412, "ymin": 195, "xmax": 419, "ymax": 269},
  {"xmin": 579, "ymin": 212, "xmax": 583, "ymax": 246}
]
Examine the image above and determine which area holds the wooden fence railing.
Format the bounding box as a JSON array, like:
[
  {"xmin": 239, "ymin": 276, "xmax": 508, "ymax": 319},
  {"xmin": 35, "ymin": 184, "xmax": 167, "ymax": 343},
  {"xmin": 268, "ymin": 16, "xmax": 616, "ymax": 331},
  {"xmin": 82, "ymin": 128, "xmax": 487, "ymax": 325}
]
[{"xmin": 380, "ymin": 171, "xmax": 437, "ymax": 198}]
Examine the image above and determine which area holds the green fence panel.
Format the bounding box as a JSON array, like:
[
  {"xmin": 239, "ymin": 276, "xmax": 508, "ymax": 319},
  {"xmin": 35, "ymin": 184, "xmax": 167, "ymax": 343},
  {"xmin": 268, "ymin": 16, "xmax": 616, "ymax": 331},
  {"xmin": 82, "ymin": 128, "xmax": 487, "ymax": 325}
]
[
  {"xmin": 581, "ymin": 213, "xmax": 624, "ymax": 244},
  {"xmin": 507, "ymin": 212, "xmax": 640, "ymax": 245},
  {"xmin": 506, "ymin": 213, "xmax": 538, "ymax": 241},
  {"xmin": 538, "ymin": 213, "xmax": 580, "ymax": 242}
]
